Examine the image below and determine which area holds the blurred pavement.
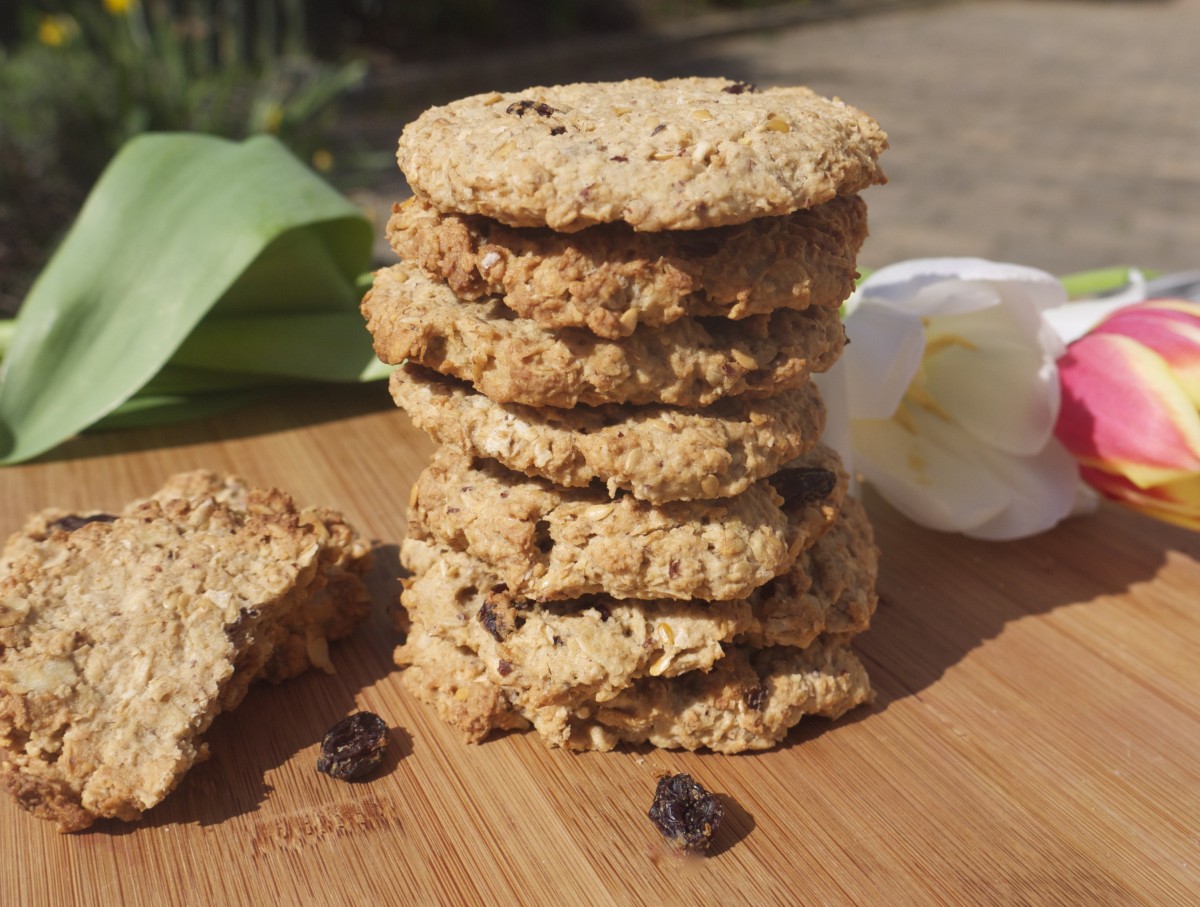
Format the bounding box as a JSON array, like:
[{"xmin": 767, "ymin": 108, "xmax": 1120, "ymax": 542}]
[{"xmin": 344, "ymin": 0, "xmax": 1200, "ymax": 278}]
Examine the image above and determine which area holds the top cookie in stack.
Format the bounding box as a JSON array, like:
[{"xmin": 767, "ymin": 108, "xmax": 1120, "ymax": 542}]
[
  {"xmin": 393, "ymin": 77, "xmax": 885, "ymax": 233},
  {"xmin": 362, "ymin": 77, "xmax": 887, "ymax": 753}
]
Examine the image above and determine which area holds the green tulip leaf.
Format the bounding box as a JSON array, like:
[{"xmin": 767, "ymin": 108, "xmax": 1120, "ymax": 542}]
[
  {"xmin": 1060, "ymin": 266, "xmax": 1157, "ymax": 299},
  {"xmin": 93, "ymin": 389, "xmax": 272, "ymax": 431},
  {"xmin": 174, "ymin": 313, "xmax": 392, "ymax": 382},
  {"xmin": 0, "ymin": 132, "xmax": 375, "ymax": 464}
]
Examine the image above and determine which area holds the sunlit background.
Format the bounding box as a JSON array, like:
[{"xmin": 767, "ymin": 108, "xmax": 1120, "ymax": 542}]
[{"xmin": 3, "ymin": 0, "xmax": 1198, "ymax": 315}]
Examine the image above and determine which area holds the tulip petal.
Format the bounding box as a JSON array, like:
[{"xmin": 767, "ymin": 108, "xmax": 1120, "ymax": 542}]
[
  {"xmin": 923, "ymin": 304, "xmax": 1061, "ymax": 455},
  {"xmin": 1093, "ymin": 300, "xmax": 1200, "ymax": 404},
  {"xmin": 812, "ymin": 360, "xmax": 853, "ymax": 482},
  {"xmin": 852, "ymin": 406, "xmax": 1078, "ymax": 539},
  {"xmin": 860, "ymin": 258, "xmax": 1067, "ymax": 315},
  {"xmin": 1056, "ymin": 333, "xmax": 1200, "ymax": 486},
  {"xmin": 1080, "ymin": 465, "xmax": 1200, "ymax": 531},
  {"xmin": 1045, "ymin": 298, "xmax": 1142, "ymax": 345},
  {"xmin": 840, "ymin": 302, "xmax": 926, "ymax": 419}
]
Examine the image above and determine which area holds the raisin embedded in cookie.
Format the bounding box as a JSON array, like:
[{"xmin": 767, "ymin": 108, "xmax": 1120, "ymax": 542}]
[
  {"xmin": 387, "ymin": 194, "xmax": 868, "ymax": 338},
  {"xmin": 0, "ymin": 472, "xmax": 373, "ymax": 831},
  {"xmin": 396, "ymin": 77, "xmax": 887, "ymax": 232},
  {"xmin": 362, "ymin": 262, "xmax": 845, "ymax": 409},
  {"xmin": 389, "ymin": 364, "xmax": 826, "ymax": 504}
]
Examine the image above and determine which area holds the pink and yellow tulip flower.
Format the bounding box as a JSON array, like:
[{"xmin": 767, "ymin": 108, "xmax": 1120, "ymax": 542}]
[{"xmin": 1055, "ymin": 299, "xmax": 1200, "ymax": 529}]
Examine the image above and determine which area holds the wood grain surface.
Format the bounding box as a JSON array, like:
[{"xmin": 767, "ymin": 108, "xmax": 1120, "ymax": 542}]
[{"xmin": 2, "ymin": 383, "xmax": 1197, "ymax": 906}]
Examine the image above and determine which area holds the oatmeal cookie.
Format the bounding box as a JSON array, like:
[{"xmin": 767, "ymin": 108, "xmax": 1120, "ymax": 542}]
[
  {"xmin": 396, "ymin": 77, "xmax": 887, "ymax": 232},
  {"xmin": 387, "ymin": 194, "xmax": 867, "ymax": 338},
  {"xmin": 395, "ymin": 496, "xmax": 876, "ymax": 746},
  {"xmin": 569, "ymin": 639, "xmax": 872, "ymax": 753},
  {"xmin": 362, "ymin": 262, "xmax": 844, "ymax": 409},
  {"xmin": 397, "ymin": 630, "xmax": 870, "ymax": 754},
  {"xmin": 404, "ymin": 446, "xmax": 847, "ymax": 603},
  {"xmin": 396, "ymin": 632, "xmax": 532, "ymax": 743},
  {"xmin": 0, "ymin": 472, "xmax": 373, "ymax": 831},
  {"xmin": 389, "ymin": 363, "xmax": 826, "ymax": 503}
]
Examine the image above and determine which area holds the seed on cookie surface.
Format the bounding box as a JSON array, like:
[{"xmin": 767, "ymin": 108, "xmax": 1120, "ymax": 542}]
[{"xmin": 731, "ymin": 348, "xmax": 759, "ymax": 371}]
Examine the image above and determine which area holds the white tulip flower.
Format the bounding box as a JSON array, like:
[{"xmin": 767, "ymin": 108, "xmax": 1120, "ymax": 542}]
[{"xmin": 816, "ymin": 258, "xmax": 1081, "ymax": 540}]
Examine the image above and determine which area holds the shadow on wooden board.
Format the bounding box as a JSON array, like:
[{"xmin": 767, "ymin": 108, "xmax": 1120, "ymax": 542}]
[{"xmin": 854, "ymin": 489, "xmax": 1199, "ymax": 715}]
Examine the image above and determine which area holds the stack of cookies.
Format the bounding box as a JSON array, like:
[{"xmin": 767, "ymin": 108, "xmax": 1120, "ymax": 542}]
[{"xmin": 361, "ymin": 77, "xmax": 888, "ymax": 753}]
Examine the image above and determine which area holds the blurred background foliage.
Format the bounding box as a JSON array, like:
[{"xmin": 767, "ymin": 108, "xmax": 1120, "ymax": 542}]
[{"xmin": 0, "ymin": 0, "xmax": 800, "ymax": 314}]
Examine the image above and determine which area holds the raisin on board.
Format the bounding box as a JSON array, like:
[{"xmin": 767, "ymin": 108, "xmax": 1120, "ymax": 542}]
[
  {"xmin": 316, "ymin": 712, "xmax": 390, "ymax": 781},
  {"xmin": 647, "ymin": 772, "xmax": 724, "ymax": 854}
]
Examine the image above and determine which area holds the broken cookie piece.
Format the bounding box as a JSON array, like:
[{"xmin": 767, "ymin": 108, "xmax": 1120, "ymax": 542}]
[{"xmin": 0, "ymin": 470, "xmax": 373, "ymax": 832}]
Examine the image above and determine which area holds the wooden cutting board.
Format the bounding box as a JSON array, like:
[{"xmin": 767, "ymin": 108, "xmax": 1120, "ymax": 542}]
[{"xmin": 2, "ymin": 383, "xmax": 1197, "ymax": 906}]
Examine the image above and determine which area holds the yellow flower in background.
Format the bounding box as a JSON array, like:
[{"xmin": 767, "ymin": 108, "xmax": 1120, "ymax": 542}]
[
  {"xmin": 262, "ymin": 104, "xmax": 284, "ymax": 135},
  {"xmin": 37, "ymin": 14, "xmax": 77, "ymax": 47},
  {"xmin": 103, "ymin": 0, "xmax": 138, "ymax": 15},
  {"xmin": 311, "ymin": 149, "xmax": 334, "ymax": 173}
]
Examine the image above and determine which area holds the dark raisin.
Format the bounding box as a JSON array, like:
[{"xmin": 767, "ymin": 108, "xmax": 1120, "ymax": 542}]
[
  {"xmin": 48, "ymin": 513, "xmax": 117, "ymax": 532},
  {"xmin": 668, "ymin": 559, "xmax": 680, "ymax": 579},
  {"xmin": 316, "ymin": 712, "xmax": 389, "ymax": 781},
  {"xmin": 506, "ymin": 99, "xmax": 558, "ymax": 117},
  {"xmin": 744, "ymin": 685, "xmax": 767, "ymax": 710},
  {"xmin": 651, "ymin": 123, "xmax": 666, "ymax": 136},
  {"xmin": 610, "ymin": 155, "xmax": 628, "ymax": 162},
  {"xmin": 550, "ymin": 125, "xmax": 566, "ymax": 136},
  {"xmin": 497, "ymin": 659, "xmax": 514, "ymax": 677},
  {"xmin": 648, "ymin": 773, "xmax": 724, "ymax": 854},
  {"xmin": 225, "ymin": 608, "xmax": 258, "ymax": 647},
  {"xmin": 722, "ymin": 81, "xmax": 757, "ymax": 94},
  {"xmin": 533, "ymin": 519, "xmax": 554, "ymax": 554},
  {"xmin": 772, "ymin": 467, "xmax": 837, "ymax": 505},
  {"xmin": 478, "ymin": 598, "xmax": 515, "ymax": 641}
]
